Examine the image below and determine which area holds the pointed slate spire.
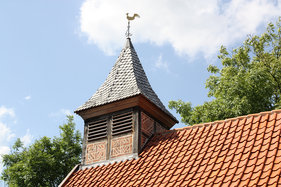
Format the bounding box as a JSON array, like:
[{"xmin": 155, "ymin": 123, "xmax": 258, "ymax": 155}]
[{"xmin": 75, "ymin": 38, "xmax": 176, "ymax": 121}]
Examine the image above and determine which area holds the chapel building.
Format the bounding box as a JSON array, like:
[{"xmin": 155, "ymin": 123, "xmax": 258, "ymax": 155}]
[{"xmin": 60, "ymin": 37, "xmax": 281, "ymax": 187}]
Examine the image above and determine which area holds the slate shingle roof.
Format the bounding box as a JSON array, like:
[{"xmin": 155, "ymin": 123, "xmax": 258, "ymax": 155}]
[
  {"xmin": 75, "ymin": 38, "xmax": 176, "ymax": 121},
  {"xmin": 61, "ymin": 109, "xmax": 281, "ymax": 186}
]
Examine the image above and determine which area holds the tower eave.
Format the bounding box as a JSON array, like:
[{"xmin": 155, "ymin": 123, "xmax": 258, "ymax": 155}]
[{"xmin": 75, "ymin": 94, "xmax": 178, "ymax": 129}]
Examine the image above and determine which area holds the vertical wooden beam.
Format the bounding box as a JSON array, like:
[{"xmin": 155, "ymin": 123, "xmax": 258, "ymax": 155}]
[
  {"xmin": 153, "ymin": 121, "xmax": 156, "ymax": 134},
  {"xmin": 132, "ymin": 107, "xmax": 140, "ymax": 154},
  {"xmin": 81, "ymin": 122, "xmax": 88, "ymax": 165},
  {"xmin": 107, "ymin": 116, "xmax": 112, "ymax": 160},
  {"xmin": 138, "ymin": 108, "xmax": 141, "ymax": 153}
]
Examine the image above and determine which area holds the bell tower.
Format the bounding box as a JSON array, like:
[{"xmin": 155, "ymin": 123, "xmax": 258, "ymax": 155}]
[{"xmin": 75, "ymin": 16, "xmax": 178, "ymax": 167}]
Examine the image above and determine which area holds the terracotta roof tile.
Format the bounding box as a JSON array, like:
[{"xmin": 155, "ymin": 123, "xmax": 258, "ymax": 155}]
[{"xmin": 61, "ymin": 109, "xmax": 281, "ymax": 186}]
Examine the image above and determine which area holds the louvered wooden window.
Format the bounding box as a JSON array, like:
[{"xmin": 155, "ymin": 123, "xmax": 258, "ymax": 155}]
[
  {"xmin": 112, "ymin": 112, "xmax": 133, "ymax": 136},
  {"xmin": 87, "ymin": 118, "xmax": 107, "ymax": 142}
]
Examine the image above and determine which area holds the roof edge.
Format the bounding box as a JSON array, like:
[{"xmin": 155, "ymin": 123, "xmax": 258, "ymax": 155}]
[
  {"xmin": 58, "ymin": 164, "xmax": 80, "ymax": 187},
  {"xmin": 75, "ymin": 93, "xmax": 178, "ymax": 124},
  {"xmin": 74, "ymin": 94, "xmax": 142, "ymax": 115},
  {"xmin": 158, "ymin": 109, "xmax": 281, "ymax": 135}
]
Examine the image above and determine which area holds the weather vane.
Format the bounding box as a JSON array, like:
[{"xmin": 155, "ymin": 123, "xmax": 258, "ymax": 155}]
[{"xmin": 126, "ymin": 13, "xmax": 140, "ymax": 38}]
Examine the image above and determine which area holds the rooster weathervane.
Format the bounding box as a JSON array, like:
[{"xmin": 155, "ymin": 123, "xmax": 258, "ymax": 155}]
[{"xmin": 126, "ymin": 13, "xmax": 140, "ymax": 38}]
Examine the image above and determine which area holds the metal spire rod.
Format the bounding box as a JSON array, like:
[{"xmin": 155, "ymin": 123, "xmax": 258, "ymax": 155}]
[
  {"xmin": 125, "ymin": 13, "xmax": 140, "ymax": 38},
  {"xmin": 126, "ymin": 20, "xmax": 132, "ymax": 38}
]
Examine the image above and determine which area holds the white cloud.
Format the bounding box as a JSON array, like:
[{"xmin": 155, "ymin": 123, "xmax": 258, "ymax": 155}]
[
  {"xmin": 0, "ymin": 106, "xmax": 15, "ymax": 118},
  {"xmin": 155, "ymin": 55, "xmax": 170, "ymax": 73},
  {"xmin": 0, "ymin": 146, "xmax": 10, "ymax": 155},
  {"xmin": 24, "ymin": 95, "xmax": 31, "ymax": 100},
  {"xmin": 21, "ymin": 129, "xmax": 33, "ymax": 147},
  {"xmin": 0, "ymin": 106, "xmax": 17, "ymax": 175},
  {"xmin": 0, "ymin": 122, "xmax": 16, "ymax": 143},
  {"xmin": 0, "ymin": 106, "xmax": 16, "ymax": 154},
  {"xmin": 80, "ymin": 0, "xmax": 281, "ymax": 59},
  {"xmin": 0, "ymin": 122, "xmax": 15, "ymax": 172}
]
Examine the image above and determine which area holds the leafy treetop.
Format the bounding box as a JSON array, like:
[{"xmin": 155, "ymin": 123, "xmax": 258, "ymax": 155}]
[
  {"xmin": 169, "ymin": 18, "xmax": 281, "ymax": 125},
  {"xmin": 1, "ymin": 115, "xmax": 82, "ymax": 187}
]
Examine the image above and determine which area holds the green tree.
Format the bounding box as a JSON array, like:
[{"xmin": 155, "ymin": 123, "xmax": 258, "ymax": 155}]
[
  {"xmin": 1, "ymin": 115, "xmax": 82, "ymax": 187},
  {"xmin": 169, "ymin": 18, "xmax": 281, "ymax": 125}
]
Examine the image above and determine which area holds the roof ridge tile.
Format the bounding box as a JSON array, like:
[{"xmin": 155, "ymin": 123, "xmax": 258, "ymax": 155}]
[{"xmin": 161, "ymin": 109, "xmax": 281, "ymax": 134}]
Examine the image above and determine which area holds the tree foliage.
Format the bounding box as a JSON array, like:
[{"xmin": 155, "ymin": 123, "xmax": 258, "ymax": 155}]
[
  {"xmin": 1, "ymin": 116, "xmax": 82, "ymax": 187},
  {"xmin": 169, "ymin": 18, "xmax": 281, "ymax": 125}
]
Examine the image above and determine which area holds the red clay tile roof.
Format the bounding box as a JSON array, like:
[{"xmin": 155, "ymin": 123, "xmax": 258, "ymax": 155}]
[{"xmin": 61, "ymin": 110, "xmax": 281, "ymax": 186}]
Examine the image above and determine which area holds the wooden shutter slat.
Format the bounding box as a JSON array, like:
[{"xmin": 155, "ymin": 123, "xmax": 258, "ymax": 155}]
[
  {"xmin": 112, "ymin": 129, "xmax": 132, "ymax": 136},
  {"xmin": 112, "ymin": 120, "xmax": 132, "ymax": 128},
  {"xmin": 112, "ymin": 112, "xmax": 132, "ymax": 136},
  {"xmin": 112, "ymin": 125, "xmax": 132, "ymax": 131},
  {"xmin": 112, "ymin": 111, "xmax": 132, "ymax": 118},
  {"xmin": 87, "ymin": 118, "xmax": 107, "ymax": 142},
  {"xmin": 88, "ymin": 124, "xmax": 107, "ymax": 131},
  {"xmin": 88, "ymin": 135, "xmax": 107, "ymax": 142},
  {"xmin": 113, "ymin": 115, "xmax": 132, "ymax": 122},
  {"xmin": 88, "ymin": 128, "xmax": 107, "ymax": 135},
  {"xmin": 89, "ymin": 121, "xmax": 107, "ymax": 127}
]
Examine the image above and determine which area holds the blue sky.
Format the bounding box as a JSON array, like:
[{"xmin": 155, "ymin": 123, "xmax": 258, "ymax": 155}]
[{"xmin": 0, "ymin": 0, "xmax": 280, "ymax": 179}]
